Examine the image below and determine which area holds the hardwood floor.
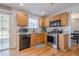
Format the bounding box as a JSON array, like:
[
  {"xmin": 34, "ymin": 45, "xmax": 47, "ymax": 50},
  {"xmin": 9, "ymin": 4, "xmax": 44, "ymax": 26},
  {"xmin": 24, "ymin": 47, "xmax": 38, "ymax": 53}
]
[{"xmin": 0, "ymin": 44, "xmax": 79, "ymax": 56}]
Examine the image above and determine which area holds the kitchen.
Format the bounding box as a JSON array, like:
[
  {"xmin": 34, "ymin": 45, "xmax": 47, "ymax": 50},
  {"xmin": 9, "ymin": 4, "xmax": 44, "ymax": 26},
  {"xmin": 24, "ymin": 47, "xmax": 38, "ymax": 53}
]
[
  {"xmin": 0, "ymin": 3, "xmax": 79, "ymax": 56},
  {"xmin": 16, "ymin": 11, "xmax": 68, "ymax": 52}
]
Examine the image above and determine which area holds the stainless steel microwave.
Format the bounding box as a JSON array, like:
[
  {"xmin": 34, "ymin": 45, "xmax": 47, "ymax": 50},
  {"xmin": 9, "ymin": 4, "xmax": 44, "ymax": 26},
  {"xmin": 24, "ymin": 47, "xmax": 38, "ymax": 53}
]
[
  {"xmin": 19, "ymin": 28, "xmax": 28, "ymax": 32},
  {"xmin": 49, "ymin": 20, "xmax": 61, "ymax": 27}
]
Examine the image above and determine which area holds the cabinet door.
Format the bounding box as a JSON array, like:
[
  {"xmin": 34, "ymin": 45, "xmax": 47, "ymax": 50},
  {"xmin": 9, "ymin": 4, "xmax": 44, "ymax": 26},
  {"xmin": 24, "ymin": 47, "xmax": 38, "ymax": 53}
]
[
  {"xmin": 54, "ymin": 15, "xmax": 60, "ymax": 20},
  {"xmin": 16, "ymin": 12, "xmax": 28, "ymax": 26},
  {"xmin": 39, "ymin": 35, "xmax": 44, "ymax": 43},
  {"xmin": 45, "ymin": 17, "xmax": 49, "ymax": 27},
  {"xmin": 49, "ymin": 16, "xmax": 55, "ymax": 21},
  {"xmin": 40, "ymin": 17, "xmax": 48, "ymax": 27},
  {"xmin": 59, "ymin": 36, "xmax": 65, "ymax": 49},
  {"xmin": 59, "ymin": 34, "xmax": 68, "ymax": 50},
  {"xmin": 36, "ymin": 35, "xmax": 44, "ymax": 44},
  {"xmin": 40, "ymin": 17, "xmax": 44, "ymax": 27},
  {"xmin": 60, "ymin": 13, "xmax": 68, "ymax": 26},
  {"xmin": 40, "ymin": 17, "xmax": 50, "ymax": 27},
  {"xmin": 31, "ymin": 34, "xmax": 37, "ymax": 46}
]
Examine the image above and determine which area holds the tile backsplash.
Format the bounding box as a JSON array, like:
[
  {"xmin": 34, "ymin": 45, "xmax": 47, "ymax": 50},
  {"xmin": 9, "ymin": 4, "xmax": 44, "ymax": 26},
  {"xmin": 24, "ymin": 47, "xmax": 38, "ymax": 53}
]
[
  {"xmin": 16, "ymin": 26, "xmax": 69, "ymax": 34},
  {"xmin": 46, "ymin": 27, "xmax": 61, "ymax": 32},
  {"xmin": 46, "ymin": 26, "xmax": 69, "ymax": 33}
]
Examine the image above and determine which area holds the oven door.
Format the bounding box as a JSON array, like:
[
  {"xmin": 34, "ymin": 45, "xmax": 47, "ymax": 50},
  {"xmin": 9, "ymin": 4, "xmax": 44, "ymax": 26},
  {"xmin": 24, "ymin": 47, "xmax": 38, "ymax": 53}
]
[
  {"xmin": 47, "ymin": 34, "xmax": 58, "ymax": 49},
  {"xmin": 47, "ymin": 36, "xmax": 54, "ymax": 43},
  {"xmin": 20, "ymin": 35, "xmax": 30, "ymax": 50}
]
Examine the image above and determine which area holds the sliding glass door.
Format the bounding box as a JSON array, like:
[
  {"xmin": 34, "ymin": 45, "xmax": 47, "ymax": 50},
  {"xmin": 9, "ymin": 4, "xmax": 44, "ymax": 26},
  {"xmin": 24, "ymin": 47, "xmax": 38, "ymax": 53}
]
[{"xmin": 0, "ymin": 13, "xmax": 9, "ymax": 50}]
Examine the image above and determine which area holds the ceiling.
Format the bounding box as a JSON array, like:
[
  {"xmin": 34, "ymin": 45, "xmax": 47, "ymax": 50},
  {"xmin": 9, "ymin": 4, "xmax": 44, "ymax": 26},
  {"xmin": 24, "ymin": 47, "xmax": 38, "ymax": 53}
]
[{"xmin": 1, "ymin": 3, "xmax": 79, "ymax": 16}]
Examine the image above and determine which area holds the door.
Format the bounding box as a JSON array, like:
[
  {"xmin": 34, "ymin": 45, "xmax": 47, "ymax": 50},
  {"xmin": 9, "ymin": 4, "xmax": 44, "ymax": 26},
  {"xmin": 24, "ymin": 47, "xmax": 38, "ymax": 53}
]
[{"xmin": 0, "ymin": 12, "xmax": 9, "ymax": 50}]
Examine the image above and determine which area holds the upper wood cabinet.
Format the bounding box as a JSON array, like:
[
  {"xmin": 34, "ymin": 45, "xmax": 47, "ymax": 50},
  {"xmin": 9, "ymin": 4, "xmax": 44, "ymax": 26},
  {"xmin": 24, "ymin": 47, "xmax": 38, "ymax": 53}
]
[
  {"xmin": 39, "ymin": 17, "xmax": 49, "ymax": 27},
  {"xmin": 49, "ymin": 12, "xmax": 68, "ymax": 26},
  {"xmin": 45, "ymin": 17, "xmax": 49, "ymax": 27},
  {"xmin": 16, "ymin": 12, "xmax": 28, "ymax": 26},
  {"xmin": 39, "ymin": 17, "xmax": 45, "ymax": 27},
  {"xmin": 49, "ymin": 15, "xmax": 60, "ymax": 21},
  {"xmin": 60, "ymin": 12, "xmax": 68, "ymax": 26}
]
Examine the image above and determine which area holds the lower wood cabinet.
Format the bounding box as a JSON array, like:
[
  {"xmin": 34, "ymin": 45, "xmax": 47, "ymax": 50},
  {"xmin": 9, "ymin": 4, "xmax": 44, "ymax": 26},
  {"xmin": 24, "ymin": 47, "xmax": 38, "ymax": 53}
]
[
  {"xmin": 31, "ymin": 34, "xmax": 37, "ymax": 46},
  {"xmin": 59, "ymin": 34, "xmax": 68, "ymax": 51},
  {"xmin": 37, "ymin": 35, "xmax": 44, "ymax": 44},
  {"xmin": 31, "ymin": 33, "xmax": 46, "ymax": 46}
]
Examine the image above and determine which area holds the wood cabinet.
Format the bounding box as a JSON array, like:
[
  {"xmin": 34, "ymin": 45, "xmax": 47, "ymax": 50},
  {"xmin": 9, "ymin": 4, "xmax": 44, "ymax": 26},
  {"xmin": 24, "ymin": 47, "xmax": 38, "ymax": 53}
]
[
  {"xmin": 40, "ymin": 17, "xmax": 49, "ymax": 27},
  {"xmin": 53, "ymin": 15, "xmax": 60, "ymax": 20},
  {"xmin": 60, "ymin": 12, "xmax": 68, "ymax": 26},
  {"xmin": 31, "ymin": 33, "xmax": 47, "ymax": 46},
  {"xmin": 49, "ymin": 15, "xmax": 60, "ymax": 21},
  {"xmin": 31, "ymin": 34, "xmax": 37, "ymax": 46},
  {"xmin": 43, "ymin": 33, "xmax": 47, "ymax": 45},
  {"xmin": 40, "ymin": 17, "xmax": 45, "ymax": 27},
  {"xmin": 59, "ymin": 34, "xmax": 68, "ymax": 51},
  {"xmin": 49, "ymin": 12, "xmax": 68, "ymax": 26},
  {"xmin": 49, "ymin": 15, "xmax": 55, "ymax": 21},
  {"xmin": 37, "ymin": 35, "xmax": 44, "ymax": 44},
  {"xmin": 16, "ymin": 12, "xmax": 28, "ymax": 26},
  {"xmin": 45, "ymin": 17, "xmax": 49, "ymax": 27}
]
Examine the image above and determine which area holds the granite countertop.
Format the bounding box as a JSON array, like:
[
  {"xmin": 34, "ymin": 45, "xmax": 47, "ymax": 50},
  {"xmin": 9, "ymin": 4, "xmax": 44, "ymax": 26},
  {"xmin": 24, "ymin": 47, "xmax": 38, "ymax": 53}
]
[
  {"xmin": 17, "ymin": 31, "xmax": 68, "ymax": 36},
  {"xmin": 31, "ymin": 32, "xmax": 48, "ymax": 36}
]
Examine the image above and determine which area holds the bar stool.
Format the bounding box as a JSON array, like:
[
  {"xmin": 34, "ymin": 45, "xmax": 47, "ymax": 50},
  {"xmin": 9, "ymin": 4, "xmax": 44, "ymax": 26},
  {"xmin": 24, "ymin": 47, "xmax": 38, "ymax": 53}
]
[{"xmin": 71, "ymin": 36, "xmax": 79, "ymax": 44}]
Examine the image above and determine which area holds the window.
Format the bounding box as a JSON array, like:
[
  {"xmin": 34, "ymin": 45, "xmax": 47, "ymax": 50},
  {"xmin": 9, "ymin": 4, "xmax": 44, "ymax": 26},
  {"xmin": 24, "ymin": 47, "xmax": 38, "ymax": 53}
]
[
  {"xmin": 28, "ymin": 17, "xmax": 39, "ymax": 29},
  {"xmin": 0, "ymin": 14, "xmax": 9, "ymax": 31},
  {"xmin": 0, "ymin": 13, "xmax": 9, "ymax": 50}
]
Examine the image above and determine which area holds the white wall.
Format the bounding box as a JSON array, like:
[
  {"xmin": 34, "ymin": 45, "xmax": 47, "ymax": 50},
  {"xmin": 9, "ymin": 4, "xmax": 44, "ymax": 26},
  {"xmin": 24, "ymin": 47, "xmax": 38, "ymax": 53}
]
[
  {"xmin": 71, "ymin": 19, "xmax": 79, "ymax": 32},
  {"xmin": 9, "ymin": 13, "xmax": 17, "ymax": 48},
  {"xmin": 71, "ymin": 13, "xmax": 79, "ymax": 32}
]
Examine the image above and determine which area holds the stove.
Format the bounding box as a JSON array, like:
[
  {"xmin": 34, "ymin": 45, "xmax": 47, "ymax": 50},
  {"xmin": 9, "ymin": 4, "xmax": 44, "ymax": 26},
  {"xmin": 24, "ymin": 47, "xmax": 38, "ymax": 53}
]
[{"xmin": 47, "ymin": 32, "xmax": 59, "ymax": 49}]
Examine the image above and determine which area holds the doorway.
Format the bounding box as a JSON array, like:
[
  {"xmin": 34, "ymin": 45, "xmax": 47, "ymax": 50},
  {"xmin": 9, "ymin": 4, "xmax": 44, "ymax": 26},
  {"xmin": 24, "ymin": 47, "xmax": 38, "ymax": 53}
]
[
  {"xmin": 70, "ymin": 13, "xmax": 79, "ymax": 49},
  {"xmin": 0, "ymin": 12, "xmax": 9, "ymax": 50}
]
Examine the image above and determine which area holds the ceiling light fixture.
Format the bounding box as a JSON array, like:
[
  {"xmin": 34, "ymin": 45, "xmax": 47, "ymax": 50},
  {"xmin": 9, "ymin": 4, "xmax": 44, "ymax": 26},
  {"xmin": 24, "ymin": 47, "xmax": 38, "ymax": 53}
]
[
  {"xmin": 41, "ymin": 12, "xmax": 45, "ymax": 15},
  {"xmin": 20, "ymin": 3, "xmax": 24, "ymax": 6}
]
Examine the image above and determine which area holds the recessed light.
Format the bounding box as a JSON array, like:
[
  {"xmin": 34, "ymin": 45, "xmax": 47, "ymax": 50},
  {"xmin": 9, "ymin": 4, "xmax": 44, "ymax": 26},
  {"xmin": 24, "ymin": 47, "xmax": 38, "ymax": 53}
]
[
  {"xmin": 41, "ymin": 12, "xmax": 45, "ymax": 15},
  {"xmin": 20, "ymin": 3, "xmax": 24, "ymax": 6}
]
